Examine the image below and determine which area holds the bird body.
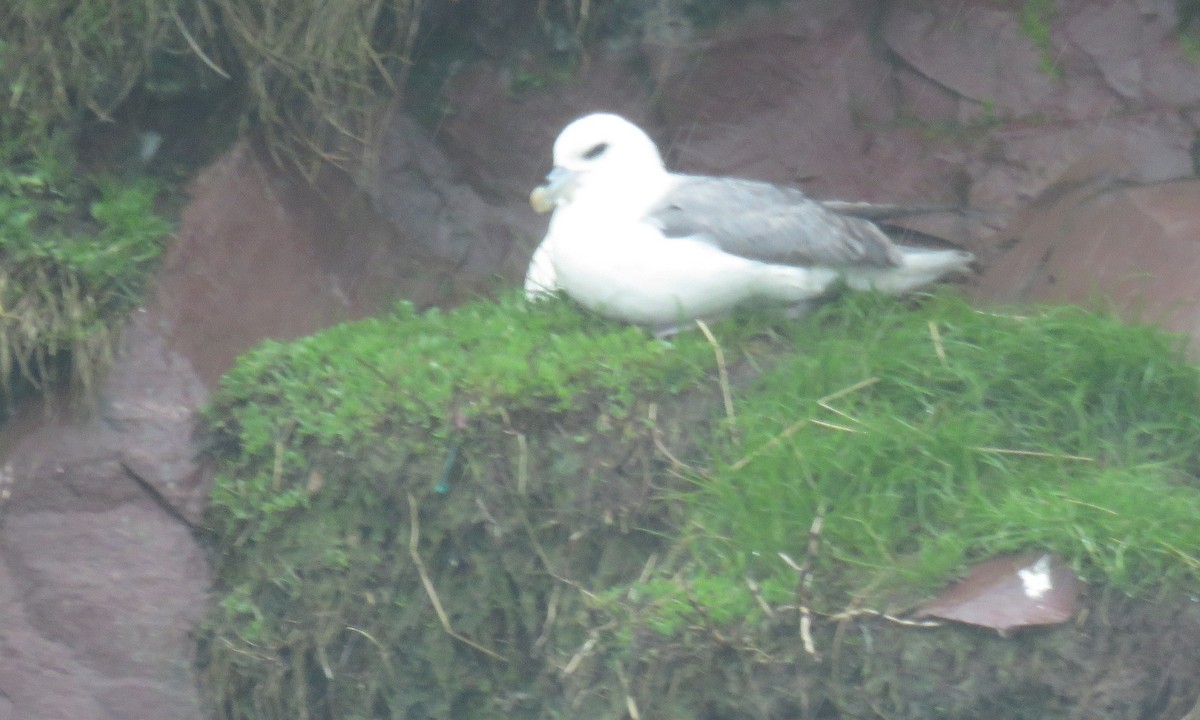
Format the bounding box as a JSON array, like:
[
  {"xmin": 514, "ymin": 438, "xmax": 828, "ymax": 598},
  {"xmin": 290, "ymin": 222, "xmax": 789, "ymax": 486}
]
[
  {"xmin": 526, "ymin": 113, "xmax": 973, "ymax": 328},
  {"xmin": 534, "ymin": 209, "xmax": 839, "ymax": 325}
]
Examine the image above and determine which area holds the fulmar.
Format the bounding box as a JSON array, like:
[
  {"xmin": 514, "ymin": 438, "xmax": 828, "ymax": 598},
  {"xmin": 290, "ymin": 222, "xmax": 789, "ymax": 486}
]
[{"xmin": 525, "ymin": 112, "xmax": 974, "ymax": 329}]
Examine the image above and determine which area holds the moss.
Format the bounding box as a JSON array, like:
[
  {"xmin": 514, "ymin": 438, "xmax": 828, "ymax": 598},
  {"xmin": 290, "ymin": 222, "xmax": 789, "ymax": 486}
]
[
  {"xmin": 1020, "ymin": 0, "xmax": 1063, "ymax": 80},
  {"xmin": 203, "ymin": 294, "xmax": 722, "ymax": 540},
  {"xmin": 887, "ymin": 99, "xmax": 1005, "ymax": 142},
  {"xmin": 199, "ymin": 293, "xmax": 731, "ymax": 719},
  {"xmin": 200, "ymin": 290, "xmax": 1200, "ymax": 719}
]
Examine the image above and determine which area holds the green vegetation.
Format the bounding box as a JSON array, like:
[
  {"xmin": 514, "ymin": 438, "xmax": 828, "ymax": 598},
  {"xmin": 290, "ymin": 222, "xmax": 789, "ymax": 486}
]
[
  {"xmin": 1181, "ymin": 32, "xmax": 1200, "ymax": 63},
  {"xmin": 0, "ymin": 1, "xmax": 187, "ymax": 173},
  {"xmin": 1177, "ymin": 0, "xmax": 1200, "ymax": 65},
  {"xmin": 201, "ymin": 293, "xmax": 727, "ymax": 719},
  {"xmin": 888, "ymin": 97, "xmax": 1004, "ymax": 142},
  {"xmin": 200, "ymin": 290, "xmax": 1200, "ymax": 719},
  {"xmin": 0, "ymin": 0, "xmax": 419, "ymax": 182},
  {"xmin": 1020, "ymin": 0, "xmax": 1063, "ymax": 79},
  {"xmin": 665, "ymin": 295, "xmax": 1200, "ymax": 623},
  {"xmin": 0, "ymin": 165, "xmax": 171, "ymax": 400},
  {"xmin": 3, "ymin": 1, "xmax": 776, "ymax": 185},
  {"xmin": 212, "ymin": 0, "xmax": 422, "ymax": 179},
  {"xmin": 205, "ymin": 294, "xmax": 718, "ymax": 542},
  {"xmin": 0, "ymin": 1, "xmax": 183, "ymax": 402}
]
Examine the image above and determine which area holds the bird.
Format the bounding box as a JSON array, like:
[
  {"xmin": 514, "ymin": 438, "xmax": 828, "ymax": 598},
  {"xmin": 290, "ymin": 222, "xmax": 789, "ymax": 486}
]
[{"xmin": 524, "ymin": 112, "xmax": 974, "ymax": 330}]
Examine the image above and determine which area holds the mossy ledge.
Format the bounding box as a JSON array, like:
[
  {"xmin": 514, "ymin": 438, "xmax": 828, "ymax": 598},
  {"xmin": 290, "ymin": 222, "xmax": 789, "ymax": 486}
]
[{"xmin": 199, "ymin": 291, "xmax": 1200, "ymax": 719}]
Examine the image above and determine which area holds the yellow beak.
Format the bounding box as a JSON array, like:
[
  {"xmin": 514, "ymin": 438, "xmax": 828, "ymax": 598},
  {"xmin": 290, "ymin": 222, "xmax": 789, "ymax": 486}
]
[{"xmin": 529, "ymin": 166, "xmax": 575, "ymax": 214}]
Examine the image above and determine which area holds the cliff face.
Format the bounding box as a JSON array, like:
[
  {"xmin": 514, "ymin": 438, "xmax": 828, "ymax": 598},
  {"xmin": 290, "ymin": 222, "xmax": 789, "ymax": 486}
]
[
  {"xmin": 4, "ymin": 2, "xmax": 1200, "ymax": 718},
  {"xmin": 424, "ymin": 0, "xmax": 1200, "ymax": 343}
]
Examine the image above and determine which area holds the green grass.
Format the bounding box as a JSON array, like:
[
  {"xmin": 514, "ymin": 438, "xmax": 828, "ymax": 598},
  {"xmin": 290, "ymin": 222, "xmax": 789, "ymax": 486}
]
[
  {"xmin": 0, "ymin": 166, "xmax": 172, "ymax": 399},
  {"xmin": 207, "ymin": 290, "xmax": 1200, "ymax": 605},
  {"xmin": 671, "ymin": 294, "xmax": 1200, "ymax": 620},
  {"xmin": 205, "ymin": 293, "xmax": 721, "ymax": 541},
  {"xmin": 1021, "ymin": 0, "xmax": 1063, "ymax": 79},
  {"xmin": 201, "ymin": 292, "xmax": 739, "ymax": 719},
  {"xmin": 200, "ymin": 289, "xmax": 1200, "ymax": 718}
]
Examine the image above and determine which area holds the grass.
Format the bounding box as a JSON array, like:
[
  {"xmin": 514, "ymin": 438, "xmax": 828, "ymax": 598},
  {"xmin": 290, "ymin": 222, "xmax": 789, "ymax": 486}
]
[
  {"xmin": 205, "ymin": 293, "xmax": 721, "ymax": 542},
  {"xmin": 201, "ymin": 291, "xmax": 740, "ymax": 719},
  {"xmin": 0, "ymin": 164, "xmax": 172, "ymax": 401},
  {"xmin": 205, "ymin": 291, "xmax": 1200, "ymax": 593},
  {"xmin": 664, "ymin": 294, "xmax": 1200, "ymax": 624},
  {"xmin": 199, "ymin": 289, "xmax": 1200, "ymax": 718},
  {"xmin": 1020, "ymin": 0, "xmax": 1063, "ymax": 80}
]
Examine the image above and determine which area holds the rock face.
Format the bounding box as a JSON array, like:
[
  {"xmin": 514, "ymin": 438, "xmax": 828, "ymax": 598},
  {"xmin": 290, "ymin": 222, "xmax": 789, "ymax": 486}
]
[
  {"xmin": 977, "ymin": 176, "xmax": 1200, "ymax": 349},
  {"xmin": 0, "ymin": 314, "xmax": 211, "ymax": 719},
  {"xmin": 0, "ymin": 141, "xmax": 471, "ymax": 720},
  {"xmin": 3, "ymin": 1, "xmax": 1200, "ymax": 718},
  {"xmin": 436, "ymin": 0, "xmax": 1200, "ymax": 339}
]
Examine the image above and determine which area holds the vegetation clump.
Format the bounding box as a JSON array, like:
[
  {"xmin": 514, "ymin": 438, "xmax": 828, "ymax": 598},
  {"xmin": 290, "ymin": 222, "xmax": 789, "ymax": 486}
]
[
  {"xmin": 0, "ymin": 0, "xmax": 198, "ymax": 170},
  {"xmin": 2, "ymin": 0, "xmax": 772, "ymax": 186},
  {"xmin": 200, "ymin": 293, "xmax": 725, "ymax": 719},
  {"xmin": 651, "ymin": 295, "xmax": 1200, "ymax": 623},
  {"xmin": 1020, "ymin": 0, "xmax": 1063, "ymax": 79},
  {"xmin": 0, "ymin": 170, "xmax": 171, "ymax": 401},
  {"xmin": 0, "ymin": 0, "xmax": 182, "ymax": 402},
  {"xmin": 200, "ymin": 291, "xmax": 1200, "ymax": 719}
]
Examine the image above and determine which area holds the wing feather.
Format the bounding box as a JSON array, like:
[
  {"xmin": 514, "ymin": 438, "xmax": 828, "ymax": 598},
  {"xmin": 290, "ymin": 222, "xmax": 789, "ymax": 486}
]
[{"xmin": 647, "ymin": 175, "xmax": 903, "ymax": 268}]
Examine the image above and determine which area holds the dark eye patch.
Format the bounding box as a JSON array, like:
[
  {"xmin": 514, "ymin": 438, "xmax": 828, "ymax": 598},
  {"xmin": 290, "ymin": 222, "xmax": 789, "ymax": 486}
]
[{"xmin": 582, "ymin": 142, "xmax": 609, "ymax": 160}]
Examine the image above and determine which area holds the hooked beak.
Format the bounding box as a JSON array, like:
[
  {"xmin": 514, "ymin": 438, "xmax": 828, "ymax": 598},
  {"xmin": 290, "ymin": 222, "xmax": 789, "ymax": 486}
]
[{"xmin": 529, "ymin": 166, "xmax": 577, "ymax": 214}]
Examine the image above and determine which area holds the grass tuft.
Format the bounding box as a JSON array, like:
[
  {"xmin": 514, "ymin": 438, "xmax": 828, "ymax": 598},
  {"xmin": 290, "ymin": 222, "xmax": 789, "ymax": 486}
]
[
  {"xmin": 0, "ymin": 171, "xmax": 172, "ymax": 401},
  {"xmin": 678, "ymin": 294, "xmax": 1200, "ymax": 614},
  {"xmin": 205, "ymin": 293, "xmax": 720, "ymax": 541}
]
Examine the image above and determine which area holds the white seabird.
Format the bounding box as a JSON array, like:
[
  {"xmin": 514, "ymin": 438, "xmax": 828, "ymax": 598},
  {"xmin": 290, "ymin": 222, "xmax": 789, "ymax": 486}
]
[{"xmin": 525, "ymin": 112, "xmax": 974, "ymax": 328}]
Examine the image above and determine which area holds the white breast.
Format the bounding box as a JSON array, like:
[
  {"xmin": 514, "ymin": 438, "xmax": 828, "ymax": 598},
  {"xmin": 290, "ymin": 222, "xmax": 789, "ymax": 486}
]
[{"xmin": 546, "ymin": 209, "xmax": 836, "ymax": 326}]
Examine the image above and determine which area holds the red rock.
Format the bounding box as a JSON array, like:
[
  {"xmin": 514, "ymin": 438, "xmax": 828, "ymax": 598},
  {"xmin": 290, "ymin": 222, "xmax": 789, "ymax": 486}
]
[
  {"xmin": 882, "ymin": 1, "xmax": 1061, "ymax": 117},
  {"xmin": 0, "ymin": 137, "xmax": 470, "ymax": 720},
  {"xmin": 976, "ymin": 177, "xmax": 1200, "ymax": 353}
]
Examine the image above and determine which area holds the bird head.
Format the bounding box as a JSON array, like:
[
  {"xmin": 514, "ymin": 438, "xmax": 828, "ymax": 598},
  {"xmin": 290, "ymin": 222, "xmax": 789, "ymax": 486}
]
[{"xmin": 530, "ymin": 113, "xmax": 667, "ymax": 214}]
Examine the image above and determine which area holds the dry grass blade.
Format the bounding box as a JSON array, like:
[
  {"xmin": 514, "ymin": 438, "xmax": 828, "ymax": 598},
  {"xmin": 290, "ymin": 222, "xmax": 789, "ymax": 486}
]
[
  {"xmin": 971, "ymin": 446, "xmax": 1095, "ymax": 462},
  {"xmin": 695, "ymin": 319, "xmax": 735, "ymax": 426},
  {"xmin": 345, "ymin": 625, "xmax": 394, "ymax": 674},
  {"xmin": 808, "ymin": 419, "xmax": 860, "ymax": 433},
  {"xmin": 727, "ymin": 378, "xmax": 879, "ymax": 472},
  {"xmin": 648, "ymin": 403, "xmax": 697, "ymax": 472},
  {"xmin": 928, "ymin": 320, "xmax": 948, "ymax": 367},
  {"xmin": 171, "ymin": 6, "xmax": 230, "ymax": 79},
  {"xmin": 407, "ymin": 491, "xmax": 507, "ymax": 662},
  {"xmin": 562, "ymin": 631, "xmax": 599, "ymax": 676},
  {"xmin": 818, "ymin": 376, "xmax": 880, "ymax": 405},
  {"xmin": 210, "ymin": 0, "xmax": 425, "ymax": 178},
  {"xmin": 1060, "ymin": 497, "xmax": 1117, "ymax": 515}
]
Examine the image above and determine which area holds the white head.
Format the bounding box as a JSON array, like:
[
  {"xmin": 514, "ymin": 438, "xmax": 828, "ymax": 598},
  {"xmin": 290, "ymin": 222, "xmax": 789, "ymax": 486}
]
[{"xmin": 530, "ymin": 113, "xmax": 667, "ymax": 213}]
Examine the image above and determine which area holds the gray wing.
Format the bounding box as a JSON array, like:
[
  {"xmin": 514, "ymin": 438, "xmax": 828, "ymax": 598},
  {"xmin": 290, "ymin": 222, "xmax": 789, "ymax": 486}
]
[
  {"xmin": 647, "ymin": 175, "xmax": 902, "ymax": 268},
  {"xmin": 820, "ymin": 200, "xmax": 958, "ymax": 220}
]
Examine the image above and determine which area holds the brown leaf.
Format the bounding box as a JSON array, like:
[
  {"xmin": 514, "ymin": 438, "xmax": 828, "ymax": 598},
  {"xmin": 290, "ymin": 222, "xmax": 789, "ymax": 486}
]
[{"xmin": 915, "ymin": 553, "xmax": 1080, "ymax": 634}]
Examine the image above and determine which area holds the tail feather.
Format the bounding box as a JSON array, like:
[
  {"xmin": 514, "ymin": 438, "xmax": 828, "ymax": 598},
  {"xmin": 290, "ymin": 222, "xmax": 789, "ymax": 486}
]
[{"xmin": 842, "ymin": 246, "xmax": 974, "ymax": 294}]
